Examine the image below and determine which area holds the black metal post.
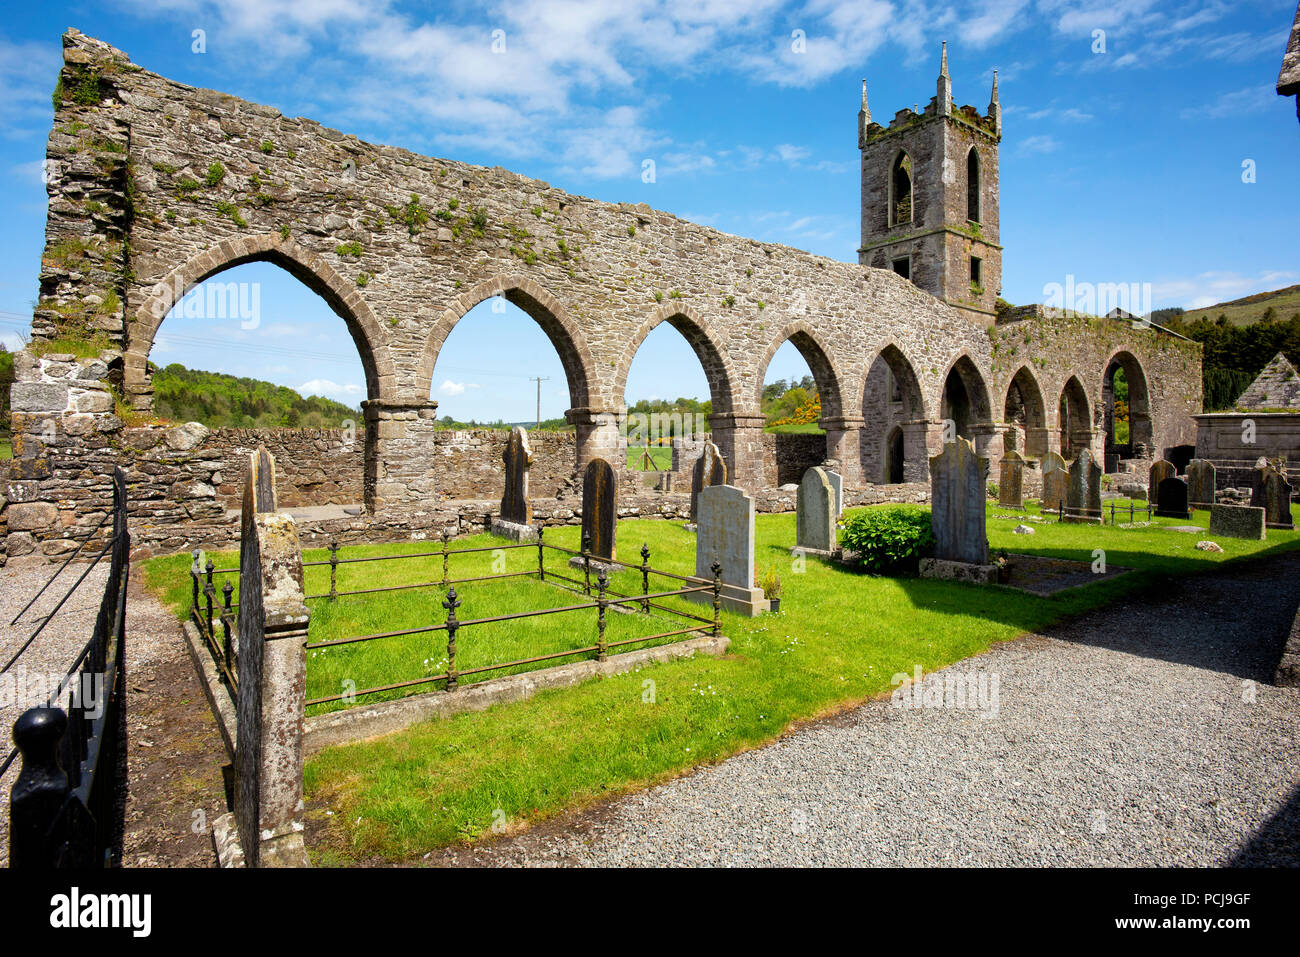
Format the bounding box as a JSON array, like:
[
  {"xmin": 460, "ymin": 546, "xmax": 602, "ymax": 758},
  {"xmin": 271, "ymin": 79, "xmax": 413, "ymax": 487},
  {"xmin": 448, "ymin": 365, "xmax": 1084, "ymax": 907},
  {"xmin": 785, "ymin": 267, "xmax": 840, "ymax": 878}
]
[
  {"xmin": 204, "ymin": 559, "xmax": 216, "ymax": 640},
  {"xmin": 9, "ymin": 707, "xmax": 70, "ymax": 868},
  {"xmin": 443, "ymin": 586, "xmax": 460, "ymax": 691},
  {"xmin": 221, "ymin": 580, "xmax": 234, "ymax": 671},
  {"xmin": 596, "ymin": 569, "xmax": 608, "ymax": 662},
  {"xmin": 537, "ymin": 526, "xmax": 546, "ymax": 581},
  {"xmin": 328, "ymin": 540, "xmax": 339, "ymax": 600},
  {"xmin": 441, "ymin": 529, "xmax": 451, "ymax": 587},
  {"xmin": 190, "ymin": 549, "xmax": 201, "ymax": 620},
  {"xmin": 711, "ymin": 561, "xmax": 722, "ymax": 638},
  {"xmin": 582, "ymin": 530, "xmax": 592, "ymax": 596},
  {"xmin": 640, "ymin": 542, "xmax": 651, "ymax": 614}
]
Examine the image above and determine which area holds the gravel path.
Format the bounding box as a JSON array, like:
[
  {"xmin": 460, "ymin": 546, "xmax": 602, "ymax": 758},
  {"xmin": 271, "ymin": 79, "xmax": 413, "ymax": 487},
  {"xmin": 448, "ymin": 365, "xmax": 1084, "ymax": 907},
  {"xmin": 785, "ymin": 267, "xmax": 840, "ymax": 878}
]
[
  {"xmin": 0, "ymin": 556, "xmax": 184, "ymax": 862},
  {"xmin": 434, "ymin": 552, "xmax": 1300, "ymax": 867}
]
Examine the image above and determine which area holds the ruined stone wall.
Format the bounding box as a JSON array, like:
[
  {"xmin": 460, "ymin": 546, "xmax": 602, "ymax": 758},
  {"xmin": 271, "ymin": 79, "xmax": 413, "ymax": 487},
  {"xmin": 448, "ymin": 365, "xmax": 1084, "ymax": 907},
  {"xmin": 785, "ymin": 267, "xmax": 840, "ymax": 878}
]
[{"xmin": 5, "ymin": 30, "xmax": 1203, "ymax": 559}]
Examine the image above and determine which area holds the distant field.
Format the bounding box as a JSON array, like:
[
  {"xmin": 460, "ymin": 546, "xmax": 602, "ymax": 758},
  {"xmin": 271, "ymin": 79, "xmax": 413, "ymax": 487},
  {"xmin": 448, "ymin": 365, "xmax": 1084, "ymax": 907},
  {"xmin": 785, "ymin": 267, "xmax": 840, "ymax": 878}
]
[
  {"xmin": 626, "ymin": 444, "xmax": 674, "ymax": 471},
  {"xmin": 1181, "ymin": 284, "xmax": 1300, "ymax": 327},
  {"xmin": 764, "ymin": 422, "xmax": 825, "ymax": 435},
  {"xmin": 0, "ymin": 437, "xmax": 10, "ymax": 461}
]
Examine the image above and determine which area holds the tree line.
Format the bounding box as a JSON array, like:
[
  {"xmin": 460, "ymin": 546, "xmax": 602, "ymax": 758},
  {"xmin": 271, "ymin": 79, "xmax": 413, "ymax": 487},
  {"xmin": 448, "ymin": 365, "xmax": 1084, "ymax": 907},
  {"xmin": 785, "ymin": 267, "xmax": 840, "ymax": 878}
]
[{"xmin": 1151, "ymin": 307, "xmax": 1300, "ymax": 410}]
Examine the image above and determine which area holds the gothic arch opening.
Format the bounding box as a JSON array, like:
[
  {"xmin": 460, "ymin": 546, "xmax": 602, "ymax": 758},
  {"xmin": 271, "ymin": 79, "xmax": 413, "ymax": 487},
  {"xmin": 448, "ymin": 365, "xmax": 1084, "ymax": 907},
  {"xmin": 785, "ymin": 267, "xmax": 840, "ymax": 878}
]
[
  {"xmin": 755, "ymin": 324, "xmax": 844, "ymax": 485},
  {"xmin": 1059, "ymin": 375, "xmax": 1092, "ymax": 461},
  {"xmin": 967, "ymin": 147, "xmax": 981, "ymax": 223},
  {"xmin": 862, "ymin": 344, "xmax": 926, "ymax": 483},
  {"xmin": 1004, "ymin": 366, "xmax": 1047, "ymax": 457},
  {"xmin": 1103, "ymin": 351, "xmax": 1153, "ymax": 463},
  {"xmin": 890, "ymin": 151, "xmax": 914, "ymax": 227},
  {"xmin": 940, "ymin": 355, "xmax": 993, "ymax": 445}
]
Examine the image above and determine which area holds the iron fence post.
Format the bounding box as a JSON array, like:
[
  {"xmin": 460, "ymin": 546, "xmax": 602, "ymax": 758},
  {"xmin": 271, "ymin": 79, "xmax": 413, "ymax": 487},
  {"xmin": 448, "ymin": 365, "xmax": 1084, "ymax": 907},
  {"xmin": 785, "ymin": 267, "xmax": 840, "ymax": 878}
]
[
  {"xmin": 443, "ymin": 586, "xmax": 460, "ymax": 692},
  {"xmin": 190, "ymin": 549, "xmax": 201, "ymax": 621},
  {"xmin": 441, "ymin": 529, "xmax": 451, "ymax": 587},
  {"xmin": 596, "ymin": 569, "xmax": 609, "ymax": 662},
  {"xmin": 582, "ymin": 530, "xmax": 592, "ymax": 596},
  {"xmin": 537, "ymin": 526, "xmax": 545, "ymax": 581},
  {"xmin": 9, "ymin": 707, "xmax": 70, "ymax": 868},
  {"xmin": 711, "ymin": 561, "xmax": 722, "ymax": 639},
  {"xmin": 640, "ymin": 542, "xmax": 651, "ymax": 614},
  {"xmin": 204, "ymin": 559, "xmax": 216, "ymax": 641},
  {"xmin": 221, "ymin": 580, "xmax": 234, "ymax": 672},
  {"xmin": 328, "ymin": 540, "xmax": 339, "ymax": 600}
]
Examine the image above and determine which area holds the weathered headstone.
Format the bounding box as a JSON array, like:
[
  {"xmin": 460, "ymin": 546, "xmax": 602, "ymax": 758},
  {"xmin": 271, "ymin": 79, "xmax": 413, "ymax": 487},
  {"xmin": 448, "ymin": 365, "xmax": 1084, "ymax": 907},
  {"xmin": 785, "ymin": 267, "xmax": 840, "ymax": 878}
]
[
  {"xmin": 1040, "ymin": 451, "xmax": 1066, "ymax": 513},
  {"xmin": 225, "ymin": 447, "xmax": 311, "ymax": 868},
  {"xmin": 998, "ymin": 451, "xmax": 1025, "ymax": 508},
  {"xmin": 1064, "ymin": 449, "xmax": 1102, "ymax": 523},
  {"xmin": 579, "ymin": 456, "xmax": 617, "ymax": 561},
  {"xmin": 492, "ymin": 426, "xmax": 537, "ymax": 541},
  {"xmin": 825, "ymin": 469, "xmax": 843, "ymax": 518},
  {"xmin": 921, "ymin": 438, "xmax": 994, "ymax": 583},
  {"xmin": 689, "ymin": 484, "xmax": 770, "ymax": 616},
  {"xmin": 1186, "ymin": 458, "xmax": 1216, "ymax": 508},
  {"xmin": 1209, "ymin": 503, "xmax": 1266, "ymax": 540},
  {"xmin": 1148, "ymin": 458, "xmax": 1175, "ymax": 505},
  {"xmin": 1255, "ymin": 466, "xmax": 1295, "ymax": 530},
  {"xmin": 795, "ymin": 466, "xmax": 837, "ymax": 555},
  {"xmin": 689, "ymin": 441, "xmax": 727, "ymax": 524},
  {"xmin": 1154, "ymin": 476, "xmax": 1191, "ymax": 520}
]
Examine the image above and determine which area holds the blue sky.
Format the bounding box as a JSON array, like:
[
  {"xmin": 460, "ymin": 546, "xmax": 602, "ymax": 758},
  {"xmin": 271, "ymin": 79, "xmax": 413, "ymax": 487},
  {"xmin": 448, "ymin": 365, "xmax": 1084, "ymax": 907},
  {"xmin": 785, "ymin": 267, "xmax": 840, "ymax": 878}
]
[{"xmin": 0, "ymin": 0, "xmax": 1296, "ymax": 422}]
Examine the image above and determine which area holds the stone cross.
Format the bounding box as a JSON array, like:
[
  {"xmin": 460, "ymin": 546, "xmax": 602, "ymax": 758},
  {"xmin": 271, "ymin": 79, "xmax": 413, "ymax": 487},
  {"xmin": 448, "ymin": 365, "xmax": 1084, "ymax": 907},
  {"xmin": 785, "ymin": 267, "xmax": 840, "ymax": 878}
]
[
  {"xmin": 1148, "ymin": 458, "xmax": 1176, "ymax": 506},
  {"xmin": 928, "ymin": 438, "xmax": 989, "ymax": 565},
  {"xmin": 998, "ymin": 450, "xmax": 1025, "ymax": 507},
  {"xmin": 1186, "ymin": 458, "xmax": 1216, "ymax": 508},
  {"xmin": 692, "ymin": 484, "xmax": 770, "ymax": 616},
  {"xmin": 689, "ymin": 441, "xmax": 727, "ymax": 524},
  {"xmin": 233, "ymin": 446, "xmax": 310, "ymax": 867},
  {"xmin": 499, "ymin": 425, "xmax": 534, "ymax": 525},
  {"xmin": 1065, "ymin": 448, "xmax": 1102, "ymax": 523},
  {"xmin": 581, "ymin": 456, "xmax": 618, "ymax": 559},
  {"xmin": 796, "ymin": 466, "xmax": 836, "ymax": 553}
]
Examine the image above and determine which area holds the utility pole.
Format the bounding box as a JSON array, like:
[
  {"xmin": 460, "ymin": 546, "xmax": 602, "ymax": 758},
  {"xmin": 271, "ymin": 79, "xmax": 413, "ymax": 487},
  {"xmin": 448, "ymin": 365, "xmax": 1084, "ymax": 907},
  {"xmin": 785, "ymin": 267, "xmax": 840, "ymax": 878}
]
[{"xmin": 530, "ymin": 376, "xmax": 549, "ymax": 429}]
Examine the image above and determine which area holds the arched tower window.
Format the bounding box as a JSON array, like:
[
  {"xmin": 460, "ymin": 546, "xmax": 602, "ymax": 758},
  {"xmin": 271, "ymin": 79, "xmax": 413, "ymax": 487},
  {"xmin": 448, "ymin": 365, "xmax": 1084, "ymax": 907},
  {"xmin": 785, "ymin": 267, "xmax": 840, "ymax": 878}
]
[
  {"xmin": 966, "ymin": 147, "xmax": 981, "ymax": 223},
  {"xmin": 890, "ymin": 152, "xmax": 913, "ymax": 227}
]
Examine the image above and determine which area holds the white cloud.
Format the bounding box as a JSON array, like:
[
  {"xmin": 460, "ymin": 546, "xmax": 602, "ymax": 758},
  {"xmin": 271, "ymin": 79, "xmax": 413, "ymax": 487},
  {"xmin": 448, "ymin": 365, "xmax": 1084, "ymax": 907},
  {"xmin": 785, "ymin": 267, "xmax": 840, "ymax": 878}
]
[
  {"xmin": 1018, "ymin": 134, "xmax": 1061, "ymax": 154},
  {"xmin": 1151, "ymin": 270, "xmax": 1298, "ymax": 310},
  {"xmin": 1182, "ymin": 85, "xmax": 1279, "ymax": 120},
  {"xmin": 299, "ymin": 378, "xmax": 363, "ymax": 398},
  {"xmin": 438, "ymin": 379, "xmax": 482, "ymax": 395}
]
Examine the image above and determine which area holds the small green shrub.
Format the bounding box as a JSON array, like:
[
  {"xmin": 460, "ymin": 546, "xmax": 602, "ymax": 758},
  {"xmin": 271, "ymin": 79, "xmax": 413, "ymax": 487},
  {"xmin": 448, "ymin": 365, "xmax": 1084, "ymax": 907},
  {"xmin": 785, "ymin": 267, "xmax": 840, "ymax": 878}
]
[
  {"xmin": 205, "ymin": 162, "xmax": 225, "ymax": 186},
  {"xmin": 839, "ymin": 506, "xmax": 934, "ymax": 574}
]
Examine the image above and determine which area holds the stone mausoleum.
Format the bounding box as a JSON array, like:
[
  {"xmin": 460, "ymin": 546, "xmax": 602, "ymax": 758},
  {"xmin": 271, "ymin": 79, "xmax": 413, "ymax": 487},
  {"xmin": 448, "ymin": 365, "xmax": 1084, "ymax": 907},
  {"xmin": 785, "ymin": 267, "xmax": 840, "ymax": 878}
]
[{"xmin": 3, "ymin": 31, "xmax": 1202, "ymax": 559}]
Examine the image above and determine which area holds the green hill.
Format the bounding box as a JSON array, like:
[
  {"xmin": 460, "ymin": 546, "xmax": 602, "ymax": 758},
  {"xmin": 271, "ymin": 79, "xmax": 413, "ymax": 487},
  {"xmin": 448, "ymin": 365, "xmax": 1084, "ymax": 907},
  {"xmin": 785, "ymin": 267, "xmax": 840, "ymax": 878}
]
[
  {"xmin": 152, "ymin": 363, "xmax": 361, "ymax": 428},
  {"xmin": 1179, "ymin": 284, "xmax": 1300, "ymax": 328}
]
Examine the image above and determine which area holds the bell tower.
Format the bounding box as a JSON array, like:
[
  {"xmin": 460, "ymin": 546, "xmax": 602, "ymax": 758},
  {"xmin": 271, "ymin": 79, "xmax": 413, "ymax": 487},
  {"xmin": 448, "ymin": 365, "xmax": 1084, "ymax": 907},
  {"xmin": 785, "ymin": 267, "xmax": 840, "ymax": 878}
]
[{"xmin": 858, "ymin": 44, "xmax": 1003, "ymax": 326}]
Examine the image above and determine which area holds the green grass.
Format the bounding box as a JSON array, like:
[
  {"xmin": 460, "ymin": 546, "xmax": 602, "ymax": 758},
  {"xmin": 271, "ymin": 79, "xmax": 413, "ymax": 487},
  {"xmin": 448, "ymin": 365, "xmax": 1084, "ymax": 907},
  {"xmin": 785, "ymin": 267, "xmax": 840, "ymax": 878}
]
[
  {"xmin": 1181, "ymin": 283, "xmax": 1300, "ymax": 327},
  {"xmin": 625, "ymin": 444, "xmax": 674, "ymax": 471},
  {"xmin": 0, "ymin": 438, "xmax": 10, "ymax": 461},
  {"xmin": 763, "ymin": 422, "xmax": 825, "ymax": 434},
  {"xmin": 141, "ymin": 504, "xmax": 1300, "ymax": 863}
]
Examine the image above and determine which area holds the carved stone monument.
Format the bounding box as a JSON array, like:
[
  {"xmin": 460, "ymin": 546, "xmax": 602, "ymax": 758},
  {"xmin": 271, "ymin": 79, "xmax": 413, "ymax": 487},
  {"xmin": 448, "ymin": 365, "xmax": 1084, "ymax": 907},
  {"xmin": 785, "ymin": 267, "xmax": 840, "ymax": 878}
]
[
  {"xmin": 1186, "ymin": 458, "xmax": 1216, "ymax": 509},
  {"xmin": 571, "ymin": 456, "xmax": 617, "ymax": 569},
  {"xmin": 920, "ymin": 438, "xmax": 996, "ymax": 584},
  {"xmin": 689, "ymin": 484, "xmax": 770, "ymax": 616},
  {"xmin": 1064, "ymin": 449, "xmax": 1103, "ymax": 523},
  {"xmin": 1040, "ymin": 451, "xmax": 1067, "ymax": 513},
  {"xmin": 1148, "ymin": 458, "xmax": 1176, "ymax": 506},
  {"xmin": 795, "ymin": 466, "xmax": 837, "ymax": 556},
  {"xmin": 998, "ymin": 450, "xmax": 1025, "ymax": 508},
  {"xmin": 689, "ymin": 441, "xmax": 727, "ymax": 525},
  {"xmin": 491, "ymin": 425, "xmax": 537, "ymax": 541},
  {"xmin": 1154, "ymin": 476, "xmax": 1191, "ymax": 520}
]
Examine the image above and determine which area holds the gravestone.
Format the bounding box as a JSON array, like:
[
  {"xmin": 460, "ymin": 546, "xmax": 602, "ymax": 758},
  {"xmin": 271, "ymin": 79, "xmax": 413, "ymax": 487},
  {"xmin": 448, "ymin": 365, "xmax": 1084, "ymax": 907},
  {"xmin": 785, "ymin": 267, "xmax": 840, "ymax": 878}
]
[
  {"xmin": 689, "ymin": 484, "xmax": 770, "ymax": 617},
  {"xmin": 689, "ymin": 441, "xmax": 727, "ymax": 525},
  {"xmin": 1064, "ymin": 449, "xmax": 1103, "ymax": 523},
  {"xmin": 795, "ymin": 466, "xmax": 837, "ymax": 555},
  {"xmin": 825, "ymin": 469, "xmax": 843, "ymax": 518},
  {"xmin": 921, "ymin": 438, "xmax": 995, "ymax": 583},
  {"xmin": 1040, "ymin": 451, "xmax": 1066, "ymax": 513},
  {"xmin": 226, "ymin": 447, "xmax": 311, "ymax": 868},
  {"xmin": 1154, "ymin": 476, "xmax": 1191, "ymax": 519},
  {"xmin": 577, "ymin": 457, "xmax": 617, "ymax": 562},
  {"xmin": 1186, "ymin": 459, "xmax": 1216, "ymax": 508},
  {"xmin": 1148, "ymin": 459, "xmax": 1175, "ymax": 505},
  {"xmin": 998, "ymin": 451, "xmax": 1025, "ymax": 508},
  {"xmin": 1255, "ymin": 466, "xmax": 1295, "ymax": 530},
  {"xmin": 1209, "ymin": 503, "xmax": 1266, "ymax": 540},
  {"xmin": 491, "ymin": 426, "xmax": 537, "ymax": 541}
]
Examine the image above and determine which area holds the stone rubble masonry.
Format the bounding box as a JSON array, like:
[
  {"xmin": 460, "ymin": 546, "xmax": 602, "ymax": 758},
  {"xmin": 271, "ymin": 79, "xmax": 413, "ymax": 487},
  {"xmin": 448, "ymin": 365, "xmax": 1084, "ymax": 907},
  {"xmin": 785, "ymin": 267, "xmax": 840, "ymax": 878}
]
[
  {"xmin": 8, "ymin": 29, "xmax": 1201, "ymax": 558},
  {"xmin": 1235, "ymin": 352, "xmax": 1300, "ymax": 411}
]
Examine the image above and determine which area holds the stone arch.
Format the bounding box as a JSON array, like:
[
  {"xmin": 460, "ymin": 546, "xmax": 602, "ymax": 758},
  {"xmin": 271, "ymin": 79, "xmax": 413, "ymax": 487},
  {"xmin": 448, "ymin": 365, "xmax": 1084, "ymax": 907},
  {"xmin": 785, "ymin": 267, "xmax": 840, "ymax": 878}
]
[
  {"xmin": 861, "ymin": 341, "xmax": 928, "ymax": 483},
  {"xmin": 939, "ymin": 353, "xmax": 994, "ymax": 443},
  {"xmin": 126, "ymin": 234, "xmax": 394, "ymax": 406},
  {"xmin": 1102, "ymin": 349, "xmax": 1153, "ymax": 460},
  {"xmin": 753, "ymin": 319, "xmax": 846, "ymax": 421},
  {"xmin": 419, "ymin": 274, "xmax": 594, "ymax": 410},
  {"xmin": 1003, "ymin": 365, "xmax": 1047, "ymax": 457},
  {"xmin": 1059, "ymin": 374, "xmax": 1092, "ymax": 460},
  {"xmin": 612, "ymin": 303, "xmax": 738, "ymax": 414}
]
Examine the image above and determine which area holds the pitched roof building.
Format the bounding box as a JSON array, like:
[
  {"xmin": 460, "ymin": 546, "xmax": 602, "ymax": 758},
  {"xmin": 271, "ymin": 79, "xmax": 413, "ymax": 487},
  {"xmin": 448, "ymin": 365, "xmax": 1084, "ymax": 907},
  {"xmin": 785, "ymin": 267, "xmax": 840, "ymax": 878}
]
[{"xmin": 1236, "ymin": 353, "xmax": 1300, "ymax": 410}]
